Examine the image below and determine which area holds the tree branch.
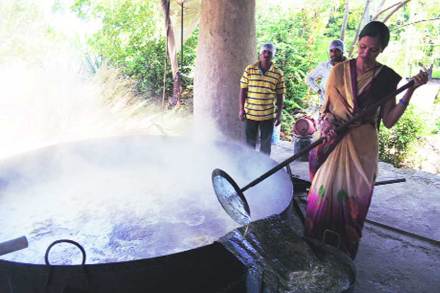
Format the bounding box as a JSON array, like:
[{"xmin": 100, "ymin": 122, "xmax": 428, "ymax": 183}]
[
  {"xmin": 340, "ymin": 0, "xmax": 349, "ymax": 41},
  {"xmin": 382, "ymin": 0, "xmax": 411, "ymax": 23},
  {"xmin": 392, "ymin": 17, "xmax": 440, "ymax": 30},
  {"xmin": 373, "ymin": 1, "xmax": 401, "ymax": 20}
]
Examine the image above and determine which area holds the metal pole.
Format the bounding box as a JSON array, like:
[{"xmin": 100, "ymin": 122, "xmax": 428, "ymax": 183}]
[
  {"xmin": 180, "ymin": 1, "xmax": 184, "ymax": 68},
  {"xmin": 0, "ymin": 236, "xmax": 28, "ymax": 256}
]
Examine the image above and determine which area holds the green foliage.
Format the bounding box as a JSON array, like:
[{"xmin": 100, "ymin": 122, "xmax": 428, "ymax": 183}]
[
  {"xmin": 382, "ymin": 0, "xmax": 440, "ymax": 78},
  {"xmin": 71, "ymin": 0, "xmax": 167, "ymax": 98},
  {"xmin": 378, "ymin": 106, "xmax": 427, "ymax": 167},
  {"xmin": 280, "ymin": 109, "xmax": 294, "ymax": 139},
  {"xmin": 177, "ymin": 29, "xmax": 199, "ymax": 99},
  {"xmin": 256, "ymin": 9, "xmax": 319, "ymax": 136},
  {"xmin": 435, "ymin": 118, "xmax": 440, "ymax": 134},
  {"xmin": 324, "ymin": 0, "xmax": 363, "ymax": 50},
  {"xmin": 254, "ymin": 1, "xmax": 372, "ymax": 137},
  {"xmin": 70, "ymin": 0, "xmax": 91, "ymax": 18},
  {"xmin": 71, "ymin": 0, "xmax": 198, "ymax": 101}
]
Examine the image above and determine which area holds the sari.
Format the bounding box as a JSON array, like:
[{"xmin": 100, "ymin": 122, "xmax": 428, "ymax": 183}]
[{"xmin": 305, "ymin": 59, "xmax": 401, "ymax": 258}]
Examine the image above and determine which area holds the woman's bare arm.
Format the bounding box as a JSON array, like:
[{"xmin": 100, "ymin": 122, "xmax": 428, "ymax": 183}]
[{"xmin": 381, "ymin": 70, "xmax": 429, "ymax": 128}]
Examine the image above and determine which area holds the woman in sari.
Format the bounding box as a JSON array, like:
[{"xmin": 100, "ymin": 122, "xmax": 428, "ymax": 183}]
[{"xmin": 305, "ymin": 21, "xmax": 429, "ymax": 259}]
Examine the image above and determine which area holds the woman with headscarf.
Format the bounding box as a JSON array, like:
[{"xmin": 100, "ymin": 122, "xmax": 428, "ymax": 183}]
[{"xmin": 305, "ymin": 21, "xmax": 429, "ymax": 259}]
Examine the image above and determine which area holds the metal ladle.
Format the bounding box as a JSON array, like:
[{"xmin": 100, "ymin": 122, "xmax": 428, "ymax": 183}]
[{"xmin": 212, "ymin": 77, "xmax": 426, "ymax": 225}]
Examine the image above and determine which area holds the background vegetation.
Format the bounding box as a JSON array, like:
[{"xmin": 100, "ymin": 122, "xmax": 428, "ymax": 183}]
[
  {"xmin": 69, "ymin": 0, "xmax": 440, "ymax": 170},
  {"xmin": 71, "ymin": 0, "xmax": 198, "ymax": 103}
]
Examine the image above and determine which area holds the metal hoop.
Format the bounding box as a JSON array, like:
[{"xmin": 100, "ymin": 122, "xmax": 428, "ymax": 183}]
[{"xmin": 45, "ymin": 239, "xmax": 86, "ymax": 266}]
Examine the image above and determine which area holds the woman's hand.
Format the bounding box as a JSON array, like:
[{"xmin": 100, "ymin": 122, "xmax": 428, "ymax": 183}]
[
  {"xmin": 320, "ymin": 115, "xmax": 337, "ymax": 142},
  {"xmin": 411, "ymin": 69, "xmax": 429, "ymax": 90}
]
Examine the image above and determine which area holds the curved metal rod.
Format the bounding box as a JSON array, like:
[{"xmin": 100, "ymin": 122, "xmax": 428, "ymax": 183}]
[{"xmin": 45, "ymin": 239, "xmax": 87, "ymax": 266}]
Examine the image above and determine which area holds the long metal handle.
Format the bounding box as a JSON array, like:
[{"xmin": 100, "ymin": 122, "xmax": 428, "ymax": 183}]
[
  {"xmin": 0, "ymin": 236, "xmax": 28, "ymax": 256},
  {"xmin": 374, "ymin": 178, "xmax": 406, "ymax": 186},
  {"xmin": 241, "ymin": 138, "xmax": 323, "ymax": 192},
  {"xmin": 241, "ymin": 80, "xmax": 415, "ymax": 193}
]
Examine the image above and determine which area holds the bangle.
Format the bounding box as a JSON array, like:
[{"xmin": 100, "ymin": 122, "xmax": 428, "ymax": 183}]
[{"xmin": 399, "ymin": 98, "xmax": 409, "ymax": 107}]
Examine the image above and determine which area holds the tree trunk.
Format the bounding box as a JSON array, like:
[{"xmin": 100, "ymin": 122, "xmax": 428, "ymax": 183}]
[
  {"xmin": 340, "ymin": 0, "xmax": 349, "ymax": 41},
  {"xmin": 347, "ymin": 0, "xmax": 371, "ymax": 57},
  {"xmin": 161, "ymin": 0, "xmax": 181, "ymax": 107},
  {"xmin": 194, "ymin": 0, "xmax": 256, "ymax": 142}
]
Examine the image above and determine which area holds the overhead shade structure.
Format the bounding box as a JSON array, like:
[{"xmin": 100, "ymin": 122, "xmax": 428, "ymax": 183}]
[
  {"xmin": 169, "ymin": 0, "xmax": 201, "ymax": 53},
  {"xmin": 161, "ymin": 0, "xmax": 201, "ymax": 106}
]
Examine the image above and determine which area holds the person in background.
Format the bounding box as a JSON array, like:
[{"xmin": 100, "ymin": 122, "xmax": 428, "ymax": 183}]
[
  {"xmin": 239, "ymin": 43, "xmax": 285, "ymax": 155},
  {"xmin": 306, "ymin": 39, "xmax": 347, "ymax": 105},
  {"xmin": 305, "ymin": 21, "xmax": 429, "ymax": 259}
]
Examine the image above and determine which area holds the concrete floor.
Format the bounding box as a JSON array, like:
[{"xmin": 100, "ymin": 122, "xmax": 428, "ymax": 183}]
[
  {"xmin": 354, "ymin": 224, "xmax": 438, "ymax": 293},
  {"xmin": 271, "ymin": 142, "xmax": 440, "ymax": 293}
]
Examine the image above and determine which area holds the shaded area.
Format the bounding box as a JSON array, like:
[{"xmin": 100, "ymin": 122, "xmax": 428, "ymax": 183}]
[
  {"xmin": 0, "ymin": 242, "xmax": 246, "ymax": 293},
  {"xmin": 220, "ymin": 210, "xmax": 355, "ymax": 293}
]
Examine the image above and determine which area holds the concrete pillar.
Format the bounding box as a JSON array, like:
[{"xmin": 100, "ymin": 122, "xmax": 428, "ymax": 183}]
[{"xmin": 194, "ymin": 0, "xmax": 256, "ymax": 142}]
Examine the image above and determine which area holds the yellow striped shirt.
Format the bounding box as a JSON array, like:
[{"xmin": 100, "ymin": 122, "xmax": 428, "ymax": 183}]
[{"xmin": 240, "ymin": 62, "xmax": 285, "ymax": 121}]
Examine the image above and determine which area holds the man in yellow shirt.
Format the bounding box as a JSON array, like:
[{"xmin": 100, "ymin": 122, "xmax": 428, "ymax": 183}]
[{"xmin": 239, "ymin": 43, "xmax": 285, "ymax": 155}]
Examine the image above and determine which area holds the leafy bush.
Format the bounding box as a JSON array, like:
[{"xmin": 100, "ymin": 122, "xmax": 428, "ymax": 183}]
[{"xmin": 378, "ymin": 106, "xmax": 427, "ymax": 167}]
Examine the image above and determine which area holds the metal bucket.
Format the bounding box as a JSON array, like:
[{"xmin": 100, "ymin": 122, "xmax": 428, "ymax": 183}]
[{"xmin": 292, "ymin": 134, "xmax": 313, "ymax": 161}]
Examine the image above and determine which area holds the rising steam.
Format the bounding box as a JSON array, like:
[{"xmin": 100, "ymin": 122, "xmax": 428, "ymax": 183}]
[
  {"xmin": 0, "ymin": 0, "xmax": 292, "ymax": 265},
  {"xmin": 0, "ymin": 0, "xmax": 190, "ymax": 160}
]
